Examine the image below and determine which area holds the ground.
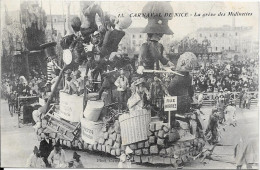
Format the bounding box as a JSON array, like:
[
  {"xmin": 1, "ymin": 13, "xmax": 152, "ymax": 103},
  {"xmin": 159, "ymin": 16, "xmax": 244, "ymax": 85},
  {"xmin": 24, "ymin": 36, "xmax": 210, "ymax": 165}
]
[{"xmin": 1, "ymin": 99, "xmax": 258, "ymax": 168}]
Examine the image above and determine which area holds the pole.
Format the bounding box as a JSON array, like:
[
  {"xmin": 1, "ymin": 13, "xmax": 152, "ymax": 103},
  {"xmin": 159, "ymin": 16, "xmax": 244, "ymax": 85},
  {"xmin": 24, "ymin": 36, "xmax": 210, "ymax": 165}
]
[
  {"xmin": 49, "ymin": 0, "xmax": 54, "ymax": 40},
  {"xmin": 24, "ymin": 52, "xmax": 30, "ymax": 80},
  {"xmin": 41, "ymin": 64, "xmax": 67, "ymax": 114},
  {"xmin": 62, "ymin": 0, "xmax": 66, "ymax": 36},
  {"xmin": 168, "ymin": 111, "xmax": 171, "ymax": 128},
  {"xmin": 65, "ymin": 2, "xmax": 73, "ymax": 35}
]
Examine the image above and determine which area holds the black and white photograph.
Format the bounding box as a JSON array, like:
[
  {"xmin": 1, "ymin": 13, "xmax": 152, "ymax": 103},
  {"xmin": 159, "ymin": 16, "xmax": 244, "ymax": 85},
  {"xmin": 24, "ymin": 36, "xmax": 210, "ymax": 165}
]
[{"xmin": 0, "ymin": 0, "xmax": 259, "ymax": 169}]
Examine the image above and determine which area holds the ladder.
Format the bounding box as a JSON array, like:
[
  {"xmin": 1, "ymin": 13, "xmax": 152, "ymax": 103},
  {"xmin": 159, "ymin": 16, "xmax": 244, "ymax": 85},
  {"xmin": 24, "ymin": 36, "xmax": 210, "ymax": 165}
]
[{"xmin": 44, "ymin": 105, "xmax": 81, "ymax": 142}]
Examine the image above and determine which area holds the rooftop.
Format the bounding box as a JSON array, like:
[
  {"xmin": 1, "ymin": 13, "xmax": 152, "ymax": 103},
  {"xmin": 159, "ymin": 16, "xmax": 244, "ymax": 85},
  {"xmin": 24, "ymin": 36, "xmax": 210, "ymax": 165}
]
[
  {"xmin": 125, "ymin": 27, "xmax": 144, "ymax": 34},
  {"xmin": 197, "ymin": 25, "xmax": 253, "ymax": 32}
]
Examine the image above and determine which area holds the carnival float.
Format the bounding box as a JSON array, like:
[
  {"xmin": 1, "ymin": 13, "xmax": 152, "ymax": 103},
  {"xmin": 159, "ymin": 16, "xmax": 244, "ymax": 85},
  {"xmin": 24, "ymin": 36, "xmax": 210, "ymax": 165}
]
[{"xmin": 32, "ymin": 1, "xmax": 207, "ymax": 168}]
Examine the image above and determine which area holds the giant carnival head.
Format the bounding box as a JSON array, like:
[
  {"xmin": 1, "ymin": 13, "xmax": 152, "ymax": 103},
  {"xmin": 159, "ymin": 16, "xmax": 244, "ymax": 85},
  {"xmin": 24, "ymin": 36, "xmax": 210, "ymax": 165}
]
[
  {"xmin": 141, "ymin": 1, "xmax": 174, "ymax": 37},
  {"xmin": 176, "ymin": 52, "xmax": 199, "ymax": 72}
]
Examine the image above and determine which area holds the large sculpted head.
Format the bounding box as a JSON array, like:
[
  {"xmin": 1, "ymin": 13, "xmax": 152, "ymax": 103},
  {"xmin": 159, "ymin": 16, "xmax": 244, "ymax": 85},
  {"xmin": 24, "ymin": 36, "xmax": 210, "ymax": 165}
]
[{"xmin": 176, "ymin": 52, "xmax": 198, "ymax": 72}]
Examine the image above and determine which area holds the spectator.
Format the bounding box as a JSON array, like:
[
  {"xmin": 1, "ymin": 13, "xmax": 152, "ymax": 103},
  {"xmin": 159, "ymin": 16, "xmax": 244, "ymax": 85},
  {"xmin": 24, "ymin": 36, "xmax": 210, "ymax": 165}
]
[
  {"xmin": 39, "ymin": 133, "xmax": 53, "ymax": 167},
  {"xmin": 26, "ymin": 146, "xmax": 46, "ymax": 168},
  {"xmin": 68, "ymin": 152, "xmax": 84, "ymax": 168},
  {"xmin": 48, "ymin": 139, "xmax": 67, "ymax": 168}
]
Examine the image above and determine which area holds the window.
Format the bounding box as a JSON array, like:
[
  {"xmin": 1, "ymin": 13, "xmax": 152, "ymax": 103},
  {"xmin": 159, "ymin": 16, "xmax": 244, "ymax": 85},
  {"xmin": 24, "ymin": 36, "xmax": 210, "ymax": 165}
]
[
  {"xmin": 200, "ymin": 34, "xmax": 202, "ymax": 37},
  {"xmin": 132, "ymin": 35, "xmax": 135, "ymax": 38},
  {"xmin": 229, "ymin": 47, "xmax": 231, "ymax": 50},
  {"xmin": 54, "ymin": 18, "xmax": 57, "ymax": 22},
  {"xmin": 215, "ymin": 47, "xmax": 218, "ymax": 51},
  {"xmin": 215, "ymin": 33, "xmax": 218, "ymax": 37},
  {"xmin": 209, "ymin": 34, "xmax": 212, "ymax": 37},
  {"xmin": 222, "ymin": 47, "xmax": 224, "ymax": 50},
  {"xmin": 222, "ymin": 33, "xmax": 225, "ymax": 37},
  {"xmin": 235, "ymin": 32, "xmax": 238, "ymax": 36},
  {"xmin": 139, "ymin": 35, "xmax": 142, "ymax": 38}
]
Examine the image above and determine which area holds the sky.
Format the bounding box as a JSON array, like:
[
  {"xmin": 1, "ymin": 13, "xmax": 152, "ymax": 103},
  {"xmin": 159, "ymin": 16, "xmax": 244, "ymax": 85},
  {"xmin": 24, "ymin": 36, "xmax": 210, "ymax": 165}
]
[{"xmin": 2, "ymin": 0, "xmax": 259, "ymax": 40}]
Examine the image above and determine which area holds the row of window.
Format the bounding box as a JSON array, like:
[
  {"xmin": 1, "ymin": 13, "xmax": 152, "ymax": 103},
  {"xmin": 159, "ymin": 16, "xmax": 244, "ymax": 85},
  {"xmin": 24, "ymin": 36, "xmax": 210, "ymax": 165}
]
[
  {"xmin": 200, "ymin": 32, "xmax": 238, "ymax": 38},
  {"xmin": 132, "ymin": 34, "xmax": 143, "ymax": 39},
  {"xmin": 213, "ymin": 46, "xmax": 238, "ymax": 51}
]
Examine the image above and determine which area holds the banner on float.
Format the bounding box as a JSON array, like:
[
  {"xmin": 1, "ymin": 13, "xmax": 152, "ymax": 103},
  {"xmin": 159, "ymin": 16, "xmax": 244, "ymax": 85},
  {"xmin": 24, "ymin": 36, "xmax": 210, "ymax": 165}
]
[
  {"xmin": 164, "ymin": 96, "xmax": 177, "ymax": 111},
  {"xmin": 81, "ymin": 118, "xmax": 103, "ymax": 144},
  {"xmin": 59, "ymin": 91, "xmax": 83, "ymax": 122}
]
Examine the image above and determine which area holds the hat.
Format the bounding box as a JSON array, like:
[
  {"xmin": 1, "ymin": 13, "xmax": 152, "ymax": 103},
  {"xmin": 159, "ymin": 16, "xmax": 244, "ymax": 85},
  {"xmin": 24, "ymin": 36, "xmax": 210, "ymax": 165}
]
[
  {"xmin": 54, "ymin": 139, "xmax": 61, "ymax": 147},
  {"xmin": 40, "ymin": 42, "xmax": 57, "ymax": 59},
  {"xmin": 134, "ymin": 78, "xmax": 145, "ymax": 86},
  {"xmin": 71, "ymin": 16, "xmax": 81, "ymax": 32},
  {"xmin": 73, "ymin": 152, "xmax": 81, "ymax": 159},
  {"xmin": 141, "ymin": 2, "xmax": 174, "ymax": 35}
]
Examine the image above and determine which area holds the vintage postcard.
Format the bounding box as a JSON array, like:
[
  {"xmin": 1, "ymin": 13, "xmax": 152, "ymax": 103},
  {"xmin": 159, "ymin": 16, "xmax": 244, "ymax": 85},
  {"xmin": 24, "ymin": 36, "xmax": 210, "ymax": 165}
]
[{"xmin": 1, "ymin": 0, "xmax": 259, "ymax": 169}]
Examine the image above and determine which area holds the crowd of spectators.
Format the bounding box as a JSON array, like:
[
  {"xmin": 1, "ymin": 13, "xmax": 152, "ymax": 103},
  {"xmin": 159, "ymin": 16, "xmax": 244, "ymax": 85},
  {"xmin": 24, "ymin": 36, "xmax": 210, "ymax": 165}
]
[
  {"xmin": 1, "ymin": 72, "xmax": 48, "ymax": 100},
  {"xmin": 192, "ymin": 59, "xmax": 258, "ymax": 93}
]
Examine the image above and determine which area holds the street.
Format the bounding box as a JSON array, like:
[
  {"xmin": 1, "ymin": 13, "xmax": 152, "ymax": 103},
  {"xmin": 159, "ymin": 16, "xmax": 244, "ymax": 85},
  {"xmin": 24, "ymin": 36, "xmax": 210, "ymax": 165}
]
[{"xmin": 1, "ymin": 99, "xmax": 258, "ymax": 168}]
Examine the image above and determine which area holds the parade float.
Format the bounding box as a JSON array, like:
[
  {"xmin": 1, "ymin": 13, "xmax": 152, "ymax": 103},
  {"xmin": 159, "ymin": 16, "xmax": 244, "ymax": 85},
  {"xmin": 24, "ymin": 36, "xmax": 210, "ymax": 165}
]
[{"xmin": 33, "ymin": 1, "xmax": 206, "ymax": 167}]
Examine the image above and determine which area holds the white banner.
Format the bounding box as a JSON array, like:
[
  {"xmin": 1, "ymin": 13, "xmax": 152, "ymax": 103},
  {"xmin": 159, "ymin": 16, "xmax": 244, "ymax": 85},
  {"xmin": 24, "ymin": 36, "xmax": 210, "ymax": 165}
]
[
  {"xmin": 59, "ymin": 91, "xmax": 83, "ymax": 122},
  {"xmin": 81, "ymin": 118, "xmax": 103, "ymax": 144},
  {"xmin": 164, "ymin": 96, "xmax": 177, "ymax": 111}
]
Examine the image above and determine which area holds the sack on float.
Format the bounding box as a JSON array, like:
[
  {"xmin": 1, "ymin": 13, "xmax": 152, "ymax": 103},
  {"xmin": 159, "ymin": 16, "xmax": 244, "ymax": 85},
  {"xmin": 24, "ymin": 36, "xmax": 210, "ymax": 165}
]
[{"xmin": 168, "ymin": 128, "xmax": 180, "ymax": 142}]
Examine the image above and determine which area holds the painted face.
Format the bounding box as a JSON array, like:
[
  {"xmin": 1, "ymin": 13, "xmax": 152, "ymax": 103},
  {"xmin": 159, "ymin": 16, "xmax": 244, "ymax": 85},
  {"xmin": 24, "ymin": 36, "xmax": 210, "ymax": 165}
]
[{"xmin": 151, "ymin": 33, "xmax": 163, "ymax": 41}]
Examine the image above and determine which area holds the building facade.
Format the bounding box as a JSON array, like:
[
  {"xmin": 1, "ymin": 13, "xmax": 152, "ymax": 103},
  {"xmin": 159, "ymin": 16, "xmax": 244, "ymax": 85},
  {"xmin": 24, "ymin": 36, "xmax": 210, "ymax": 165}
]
[
  {"xmin": 119, "ymin": 27, "xmax": 174, "ymax": 56},
  {"xmin": 189, "ymin": 25, "xmax": 258, "ymax": 59}
]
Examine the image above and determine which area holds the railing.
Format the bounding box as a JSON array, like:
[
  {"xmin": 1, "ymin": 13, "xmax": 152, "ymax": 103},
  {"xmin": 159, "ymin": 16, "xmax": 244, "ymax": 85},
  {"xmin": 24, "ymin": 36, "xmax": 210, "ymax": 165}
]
[{"xmin": 194, "ymin": 91, "xmax": 258, "ymax": 107}]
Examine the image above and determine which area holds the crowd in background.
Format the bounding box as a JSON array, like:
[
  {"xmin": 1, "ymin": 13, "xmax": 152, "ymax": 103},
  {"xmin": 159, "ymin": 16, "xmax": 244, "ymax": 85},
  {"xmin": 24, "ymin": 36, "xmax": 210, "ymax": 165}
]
[
  {"xmin": 1, "ymin": 72, "xmax": 48, "ymax": 100},
  {"xmin": 192, "ymin": 59, "xmax": 258, "ymax": 93},
  {"xmin": 1, "ymin": 56, "xmax": 258, "ymax": 111}
]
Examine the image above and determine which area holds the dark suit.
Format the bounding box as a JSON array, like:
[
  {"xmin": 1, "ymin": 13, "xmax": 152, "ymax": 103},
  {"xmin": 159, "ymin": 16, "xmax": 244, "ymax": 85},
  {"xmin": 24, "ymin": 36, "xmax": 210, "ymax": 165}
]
[
  {"xmin": 139, "ymin": 40, "xmax": 168, "ymax": 70},
  {"xmin": 39, "ymin": 139, "xmax": 53, "ymax": 167}
]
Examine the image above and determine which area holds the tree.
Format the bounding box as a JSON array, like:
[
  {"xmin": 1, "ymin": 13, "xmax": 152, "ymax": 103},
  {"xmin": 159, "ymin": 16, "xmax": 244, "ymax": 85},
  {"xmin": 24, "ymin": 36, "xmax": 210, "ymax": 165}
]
[{"xmin": 169, "ymin": 37, "xmax": 210, "ymax": 54}]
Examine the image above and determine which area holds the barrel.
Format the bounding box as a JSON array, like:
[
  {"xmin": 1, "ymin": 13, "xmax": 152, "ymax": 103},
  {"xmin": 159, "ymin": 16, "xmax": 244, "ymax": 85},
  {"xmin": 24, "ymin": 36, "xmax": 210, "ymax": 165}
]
[
  {"xmin": 83, "ymin": 100, "xmax": 104, "ymax": 122},
  {"xmin": 119, "ymin": 109, "xmax": 151, "ymax": 145}
]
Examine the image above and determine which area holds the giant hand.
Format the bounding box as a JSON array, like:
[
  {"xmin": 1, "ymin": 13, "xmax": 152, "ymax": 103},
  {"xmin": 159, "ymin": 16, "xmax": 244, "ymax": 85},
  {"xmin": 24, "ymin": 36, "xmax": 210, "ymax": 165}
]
[{"xmin": 137, "ymin": 66, "xmax": 145, "ymax": 75}]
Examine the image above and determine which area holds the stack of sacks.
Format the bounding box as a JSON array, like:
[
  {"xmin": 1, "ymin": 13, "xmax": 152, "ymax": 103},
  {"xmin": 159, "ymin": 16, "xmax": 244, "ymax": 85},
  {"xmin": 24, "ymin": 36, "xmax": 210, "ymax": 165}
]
[
  {"xmin": 122, "ymin": 122, "xmax": 206, "ymax": 165},
  {"xmin": 95, "ymin": 120, "xmax": 124, "ymax": 156}
]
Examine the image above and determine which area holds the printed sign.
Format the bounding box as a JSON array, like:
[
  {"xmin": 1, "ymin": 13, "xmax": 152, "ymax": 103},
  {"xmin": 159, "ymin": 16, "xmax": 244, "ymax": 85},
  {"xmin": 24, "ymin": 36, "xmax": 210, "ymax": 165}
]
[
  {"xmin": 59, "ymin": 91, "xmax": 83, "ymax": 122},
  {"xmin": 164, "ymin": 96, "xmax": 177, "ymax": 111},
  {"xmin": 81, "ymin": 118, "xmax": 103, "ymax": 144}
]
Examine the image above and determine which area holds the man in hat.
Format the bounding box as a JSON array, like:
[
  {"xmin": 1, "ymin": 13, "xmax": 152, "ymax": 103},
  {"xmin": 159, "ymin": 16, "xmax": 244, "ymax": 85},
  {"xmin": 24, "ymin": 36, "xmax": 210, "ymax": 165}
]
[
  {"xmin": 135, "ymin": 78, "xmax": 151, "ymax": 108},
  {"xmin": 137, "ymin": 2, "xmax": 175, "ymax": 73},
  {"xmin": 68, "ymin": 152, "xmax": 84, "ymax": 168},
  {"xmin": 26, "ymin": 146, "xmax": 46, "ymax": 168},
  {"xmin": 149, "ymin": 75, "xmax": 169, "ymax": 117},
  {"xmin": 73, "ymin": 70, "xmax": 84, "ymax": 96},
  {"xmin": 205, "ymin": 108, "xmax": 221, "ymax": 144},
  {"xmin": 39, "ymin": 133, "xmax": 53, "ymax": 167},
  {"xmin": 48, "ymin": 139, "xmax": 67, "ymax": 168},
  {"xmin": 114, "ymin": 69, "xmax": 129, "ymax": 112},
  {"xmin": 62, "ymin": 69, "xmax": 77, "ymax": 95}
]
